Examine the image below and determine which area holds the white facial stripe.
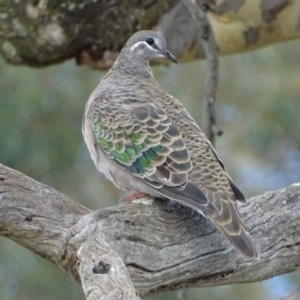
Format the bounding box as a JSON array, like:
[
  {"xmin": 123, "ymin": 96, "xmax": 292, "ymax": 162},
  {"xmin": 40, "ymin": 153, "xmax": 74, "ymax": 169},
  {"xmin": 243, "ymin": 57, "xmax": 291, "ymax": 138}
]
[{"xmin": 130, "ymin": 41, "xmax": 154, "ymax": 51}]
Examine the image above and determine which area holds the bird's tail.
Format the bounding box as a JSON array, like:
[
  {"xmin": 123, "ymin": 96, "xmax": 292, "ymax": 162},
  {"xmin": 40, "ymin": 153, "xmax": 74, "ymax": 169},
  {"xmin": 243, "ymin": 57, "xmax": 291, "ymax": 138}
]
[{"xmin": 209, "ymin": 201, "xmax": 259, "ymax": 260}]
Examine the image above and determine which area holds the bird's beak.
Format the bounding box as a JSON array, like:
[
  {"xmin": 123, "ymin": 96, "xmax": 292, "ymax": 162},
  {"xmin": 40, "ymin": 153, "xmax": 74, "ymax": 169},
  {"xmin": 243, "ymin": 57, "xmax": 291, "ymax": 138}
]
[{"xmin": 160, "ymin": 49, "xmax": 177, "ymax": 63}]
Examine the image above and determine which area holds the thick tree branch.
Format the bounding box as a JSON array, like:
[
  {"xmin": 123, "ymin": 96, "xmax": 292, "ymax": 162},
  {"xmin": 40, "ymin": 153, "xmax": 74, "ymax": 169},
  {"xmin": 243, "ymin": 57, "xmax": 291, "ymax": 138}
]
[
  {"xmin": 158, "ymin": 0, "xmax": 300, "ymax": 65},
  {"xmin": 76, "ymin": 224, "xmax": 140, "ymax": 300},
  {"xmin": 1, "ymin": 162, "xmax": 300, "ymax": 298},
  {"xmin": 0, "ymin": 0, "xmax": 299, "ymax": 69}
]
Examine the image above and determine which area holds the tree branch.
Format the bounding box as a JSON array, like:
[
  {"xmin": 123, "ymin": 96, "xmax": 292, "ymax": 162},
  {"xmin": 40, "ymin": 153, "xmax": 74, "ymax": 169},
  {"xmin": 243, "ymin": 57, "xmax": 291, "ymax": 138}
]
[
  {"xmin": 183, "ymin": 0, "xmax": 220, "ymax": 144},
  {"xmin": 1, "ymin": 162, "xmax": 300, "ymax": 298},
  {"xmin": 76, "ymin": 224, "xmax": 140, "ymax": 300},
  {"xmin": 0, "ymin": 0, "xmax": 299, "ymax": 69}
]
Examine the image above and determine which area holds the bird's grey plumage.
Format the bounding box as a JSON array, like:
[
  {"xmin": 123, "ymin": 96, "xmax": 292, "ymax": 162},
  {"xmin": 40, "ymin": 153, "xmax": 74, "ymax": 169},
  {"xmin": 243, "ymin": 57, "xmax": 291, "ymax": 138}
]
[{"xmin": 83, "ymin": 30, "xmax": 259, "ymax": 260}]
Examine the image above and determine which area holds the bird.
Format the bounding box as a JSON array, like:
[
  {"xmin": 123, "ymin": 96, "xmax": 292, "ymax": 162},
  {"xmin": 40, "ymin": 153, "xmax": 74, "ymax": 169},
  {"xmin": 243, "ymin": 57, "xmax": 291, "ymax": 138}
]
[{"xmin": 82, "ymin": 30, "xmax": 259, "ymax": 260}]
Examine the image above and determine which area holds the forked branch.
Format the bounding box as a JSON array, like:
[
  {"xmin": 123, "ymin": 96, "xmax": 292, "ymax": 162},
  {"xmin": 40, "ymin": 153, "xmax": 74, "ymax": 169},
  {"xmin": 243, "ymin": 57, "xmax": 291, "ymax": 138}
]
[{"xmin": 1, "ymin": 163, "xmax": 300, "ymax": 299}]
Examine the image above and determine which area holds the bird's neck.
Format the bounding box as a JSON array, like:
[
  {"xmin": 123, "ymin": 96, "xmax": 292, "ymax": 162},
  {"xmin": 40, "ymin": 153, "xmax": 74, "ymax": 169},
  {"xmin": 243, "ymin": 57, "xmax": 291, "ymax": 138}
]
[{"xmin": 111, "ymin": 55, "xmax": 154, "ymax": 79}]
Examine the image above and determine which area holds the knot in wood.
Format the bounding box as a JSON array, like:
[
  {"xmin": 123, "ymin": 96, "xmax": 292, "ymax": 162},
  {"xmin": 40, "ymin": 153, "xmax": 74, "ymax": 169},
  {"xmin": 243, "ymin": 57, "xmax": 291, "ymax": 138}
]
[{"xmin": 93, "ymin": 260, "xmax": 111, "ymax": 274}]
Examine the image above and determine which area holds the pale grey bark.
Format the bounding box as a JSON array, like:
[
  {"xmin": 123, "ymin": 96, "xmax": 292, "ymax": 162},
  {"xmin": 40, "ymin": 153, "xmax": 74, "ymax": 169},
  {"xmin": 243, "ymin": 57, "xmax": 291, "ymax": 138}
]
[
  {"xmin": 76, "ymin": 222, "xmax": 140, "ymax": 300},
  {"xmin": 0, "ymin": 0, "xmax": 299, "ymax": 69},
  {"xmin": 1, "ymin": 162, "xmax": 300, "ymax": 298},
  {"xmin": 159, "ymin": 0, "xmax": 300, "ymax": 64}
]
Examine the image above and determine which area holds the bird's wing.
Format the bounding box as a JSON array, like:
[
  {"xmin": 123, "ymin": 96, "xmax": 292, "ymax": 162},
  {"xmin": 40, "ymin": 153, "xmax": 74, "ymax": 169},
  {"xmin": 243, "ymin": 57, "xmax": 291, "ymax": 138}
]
[
  {"xmin": 178, "ymin": 108, "xmax": 246, "ymax": 203},
  {"xmin": 91, "ymin": 102, "xmax": 217, "ymax": 215},
  {"xmin": 201, "ymin": 132, "xmax": 246, "ymax": 203},
  {"xmin": 172, "ymin": 107, "xmax": 258, "ymax": 259}
]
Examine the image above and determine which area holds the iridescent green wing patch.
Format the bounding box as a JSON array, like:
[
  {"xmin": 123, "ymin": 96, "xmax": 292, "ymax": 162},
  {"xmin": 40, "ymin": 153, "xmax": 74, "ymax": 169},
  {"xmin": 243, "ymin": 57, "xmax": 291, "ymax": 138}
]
[
  {"xmin": 92, "ymin": 121, "xmax": 163, "ymax": 176},
  {"xmin": 92, "ymin": 105, "xmax": 193, "ymax": 186}
]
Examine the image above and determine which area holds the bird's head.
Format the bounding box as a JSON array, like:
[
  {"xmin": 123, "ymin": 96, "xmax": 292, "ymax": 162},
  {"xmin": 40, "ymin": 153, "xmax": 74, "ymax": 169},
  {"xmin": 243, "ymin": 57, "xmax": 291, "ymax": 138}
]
[{"xmin": 123, "ymin": 30, "xmax": 177, "ymax": 64}]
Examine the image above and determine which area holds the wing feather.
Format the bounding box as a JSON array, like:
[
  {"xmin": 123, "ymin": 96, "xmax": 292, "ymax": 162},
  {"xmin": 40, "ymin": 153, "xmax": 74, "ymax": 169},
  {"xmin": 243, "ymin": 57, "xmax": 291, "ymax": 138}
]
[{"xmin": 91, "ymin": 103, "xmax": 217, "ymax": 214}]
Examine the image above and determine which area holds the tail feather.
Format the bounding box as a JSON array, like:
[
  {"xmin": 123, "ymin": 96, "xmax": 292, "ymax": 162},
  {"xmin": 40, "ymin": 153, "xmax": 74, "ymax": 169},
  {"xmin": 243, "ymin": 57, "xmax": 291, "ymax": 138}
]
[
  {"xmin": 146, "ymin": 180, "xmax": 259, "ymax": 260},
  {"xmin": 209, "ymin": 201, "xmax": 259, "ymax": 260},
  {"xmin": 217, "ymin": 222, "xmax": 259, "ymax": 260}
]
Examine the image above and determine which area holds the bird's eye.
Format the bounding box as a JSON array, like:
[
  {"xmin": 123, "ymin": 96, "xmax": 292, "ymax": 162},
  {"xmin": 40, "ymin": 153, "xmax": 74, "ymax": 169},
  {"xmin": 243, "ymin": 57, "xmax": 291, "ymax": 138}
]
[{"xmin": 146, "ymin": 38, "xmax": 155, "ymax": 45}]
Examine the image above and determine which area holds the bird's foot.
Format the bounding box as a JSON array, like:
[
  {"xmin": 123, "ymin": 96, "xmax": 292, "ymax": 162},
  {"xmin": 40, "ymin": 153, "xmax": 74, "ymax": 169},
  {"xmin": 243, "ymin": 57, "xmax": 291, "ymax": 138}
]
[{"xmin": 120, "ymin": 191, "xmax": 149, "ymax": 203}]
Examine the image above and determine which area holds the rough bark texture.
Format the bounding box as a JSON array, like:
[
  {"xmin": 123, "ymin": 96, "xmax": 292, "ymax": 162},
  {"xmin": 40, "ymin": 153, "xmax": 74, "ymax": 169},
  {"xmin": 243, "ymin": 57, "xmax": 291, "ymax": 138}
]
[
  {"xmin": 0, "ymin": 0, "xmax": 177, "ymax": 67},
  {"xmin": 1, "ymin": 162, "xmax": 300, "ymax": 298},
  {"xmin": 76, "ymin": 224, "xmax": 141, "ymax": 300},
  {"xmin": 0, "ymin": 0, "xmax": 299, "ymax": 69}
]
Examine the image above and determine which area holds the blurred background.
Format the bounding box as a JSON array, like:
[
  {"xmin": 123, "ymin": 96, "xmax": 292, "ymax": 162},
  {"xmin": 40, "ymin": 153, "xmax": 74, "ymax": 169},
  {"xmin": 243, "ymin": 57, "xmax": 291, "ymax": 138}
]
[{"xmin": 0, "ymin": 39, "xmax": 300, "ymax": 299}]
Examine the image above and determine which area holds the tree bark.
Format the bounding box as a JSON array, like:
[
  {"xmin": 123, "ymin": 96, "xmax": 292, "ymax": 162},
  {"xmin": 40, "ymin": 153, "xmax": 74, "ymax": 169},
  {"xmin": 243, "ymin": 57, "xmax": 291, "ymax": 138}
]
[
  {"xmin": 1, "ymin": 162, "xmax": 300, "ymax": 298},
  {"xmin": 0, "ymin": 0, "xmax": 299, "ymax": 69},
  {"xmin": 183, "ymin": 0, "xmax": 220, "ymax": 145}
]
